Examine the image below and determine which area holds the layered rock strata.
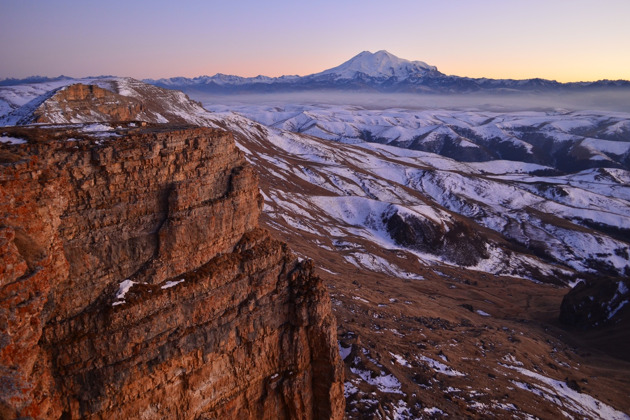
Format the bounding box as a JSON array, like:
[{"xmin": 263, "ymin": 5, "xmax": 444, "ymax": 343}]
[
  {"xmin": 0, "ymin": 125, "xmax": 344, "ymax": 419},
  {"xmin": 31, "ymin": 83, "xmax": 145, "ymax": 124}
]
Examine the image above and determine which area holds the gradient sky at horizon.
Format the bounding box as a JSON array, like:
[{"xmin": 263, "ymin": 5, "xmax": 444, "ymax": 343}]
[{"xmin": 1, "ymin": 0, "xmax": 629, "ymax": 82}]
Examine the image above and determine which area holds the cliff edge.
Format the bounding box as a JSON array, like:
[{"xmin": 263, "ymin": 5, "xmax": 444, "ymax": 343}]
[{"xmin": 0, "ymin": 124, "xmax": 344, "ymax": 419}]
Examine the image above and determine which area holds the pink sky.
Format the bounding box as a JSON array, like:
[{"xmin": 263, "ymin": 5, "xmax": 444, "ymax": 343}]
[{"xmin": 1, "ymin": 0, "xmax": 629, "ymax": 82}]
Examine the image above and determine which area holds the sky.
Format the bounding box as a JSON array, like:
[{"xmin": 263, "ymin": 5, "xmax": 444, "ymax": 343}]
[{"xmin": 1, "ymin": 0, "xmax": 629, "ymax": 82}]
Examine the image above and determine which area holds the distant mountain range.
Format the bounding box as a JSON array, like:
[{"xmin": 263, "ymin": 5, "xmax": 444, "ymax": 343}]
[
  {"xmin": 143, "ymin": 50, "xmax": 630, "ymax": 94},
  {"xmin": 0, "ymin": 75, "xmax": 75, "ymax": 87},
  {"xmin": 3, "ymin": 50, "xmax": 628, "ymax": 94}
]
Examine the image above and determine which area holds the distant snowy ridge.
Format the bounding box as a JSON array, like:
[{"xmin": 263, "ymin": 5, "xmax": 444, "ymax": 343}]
[
  {"xmin": 207, "ymin": 103, "xmax": 630, "ymax": 173},
  {"xmin": 4, "ymin": 51, "xmax": 629, "ymax": 96},
  {"xmin": 0, "ymin": 75, "xmax": 75, "ymax": 87},
  {"xmin": 144, "ymin": 50, "xmax": 630, "ymax": 94}
]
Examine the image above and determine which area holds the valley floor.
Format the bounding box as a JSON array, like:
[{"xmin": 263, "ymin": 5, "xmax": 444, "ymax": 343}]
[{"xmin": 268, "ymin": 216, "xmax": 630, "ymax": 419}]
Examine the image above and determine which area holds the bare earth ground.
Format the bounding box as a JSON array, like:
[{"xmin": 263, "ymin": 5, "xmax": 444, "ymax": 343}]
[{"xmin": 262, "ymin": 211, "xmax": 630, "ymax": 419}]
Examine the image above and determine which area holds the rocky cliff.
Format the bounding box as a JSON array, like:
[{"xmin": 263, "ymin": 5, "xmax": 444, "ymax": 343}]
[{"xmin": 0, "ymin": 124, "xmax": 344, "ymax": 419}]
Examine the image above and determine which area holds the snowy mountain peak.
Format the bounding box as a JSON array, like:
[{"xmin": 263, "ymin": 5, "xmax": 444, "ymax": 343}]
[{"xmin": 315, "ymin": 50, "xmax": 439, "ymax": 80}]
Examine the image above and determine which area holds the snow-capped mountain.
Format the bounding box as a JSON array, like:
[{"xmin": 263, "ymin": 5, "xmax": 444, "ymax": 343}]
[
  {"xmin": 144, "ymin": 50, "xmax": 630, "ymax": 94},
  {"xmin": 311, "ymin": 50, "xmax": 438, "ymax": 81}
]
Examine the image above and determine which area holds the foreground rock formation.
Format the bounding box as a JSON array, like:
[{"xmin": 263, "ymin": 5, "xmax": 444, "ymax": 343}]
[{"xmin": 0, "ymin": 124, "xmax": 344, "ymax": 419}]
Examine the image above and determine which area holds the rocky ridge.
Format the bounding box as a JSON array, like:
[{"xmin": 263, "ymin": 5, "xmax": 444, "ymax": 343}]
[
  {"xmin": 0, "ymin": 77, "xmax": 217, "ymax": 127},
  {"xmin": 0, "ymin": 124, "xmax": 344, "ymax": 419}
]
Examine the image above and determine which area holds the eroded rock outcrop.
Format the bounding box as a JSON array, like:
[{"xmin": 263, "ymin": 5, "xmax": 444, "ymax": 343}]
[
  {"xmin": 0, "ymin": 125, "xmax": 344, "ymax": 419},
  {"xmin": 2, "ymin": 79, "xmax": 216, "ymax": 127},
  {"xmin": 382, "ymin": 209, "xmax": 489, "ymax": 266},
  {"xmin": 31, "ymin": 83, "xmax": 145, "ymax": 124},
  {"xmin": 560, "ymin": 277, "xmax": 629, "ymax": 328}
]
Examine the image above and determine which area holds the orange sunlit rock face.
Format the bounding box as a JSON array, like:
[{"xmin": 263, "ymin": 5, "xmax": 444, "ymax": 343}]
[{"xmin": 0, "ymin": 125, "xmax": 344, "ymax": 419}]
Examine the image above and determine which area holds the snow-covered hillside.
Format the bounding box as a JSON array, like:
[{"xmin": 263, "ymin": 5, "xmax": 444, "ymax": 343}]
[
  {"xmin": 2, "ymin": 78, "xmax": 629, "ymax": 280},
  {"xmin": 211, "ymin": 111, "xmax": 630, "ymax": 281},
  {"xmin": 0, "ymin": 78, "xmax": 84, "ymax": 118},
  {"xmin": 206, "ymin": 103, "xmax": 630, "ymax": 172}
]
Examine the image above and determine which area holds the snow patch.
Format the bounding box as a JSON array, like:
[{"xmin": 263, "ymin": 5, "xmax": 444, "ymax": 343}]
[
  {"xmin": 339, "ymin": 343, "xmax": 352, "ymax": 360},
  {"xmin": 424, "ymin": 407, "xmax": 447, "ymax": 416},
  {"xmin": 390, "ymin": 352, "xmax": 411, "ymax": 367},
  {"xmin": 350, "ymin": 367, "xmax": 404, "ymax": 394},
  {"xmin": 0, "ymin": 136, "xmax": 26, "ymax": 145},
  {"xmin": 506, "ymin": 365, "xmax": 630, "ymax": 420},
  {"xmin": 344, "ymin": 381, "xmax": 358, "ymax": 398},
  {"xmin": 80, "ymin": 123, "xmax": 114, "ymax": 132},
  {"xmin": 417, "ymin": 355, "xmax": 465, "ymax": 377},
  {"xmin": 112, "ymin": 279, "xmax": 136, "ymax": 306},
  {"xmin": 161, "ymin": 279, "xmax": 185, "ymax": 289}
]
